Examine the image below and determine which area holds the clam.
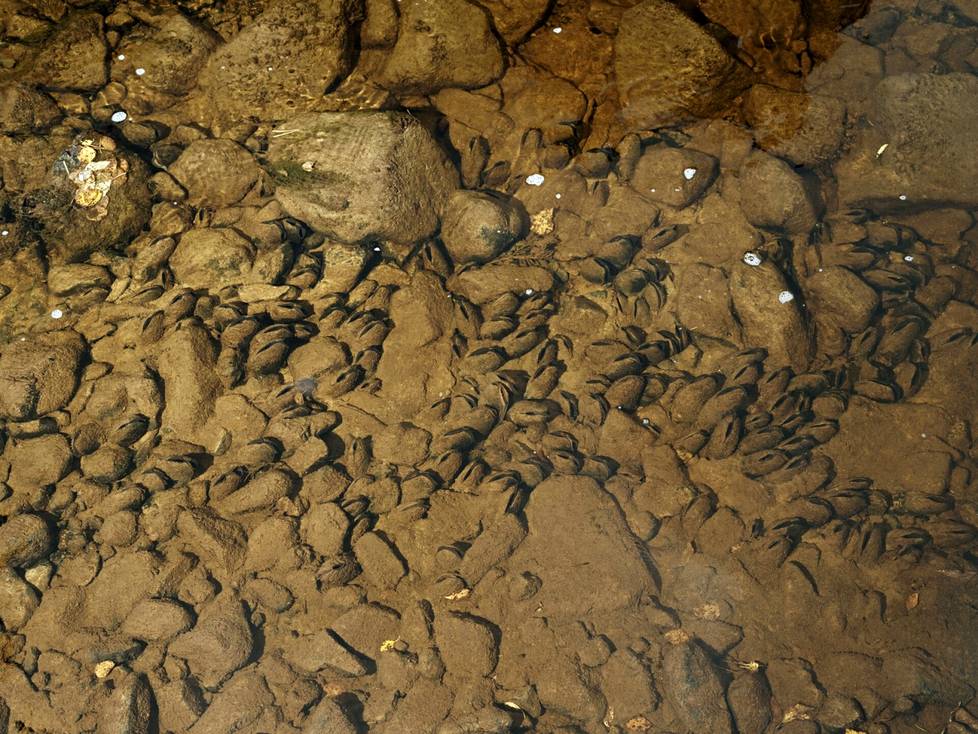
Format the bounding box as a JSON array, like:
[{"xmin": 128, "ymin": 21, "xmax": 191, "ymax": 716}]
[{"xmin": 703, "ymin": 413, "xmax": 742, "ymax": 460}]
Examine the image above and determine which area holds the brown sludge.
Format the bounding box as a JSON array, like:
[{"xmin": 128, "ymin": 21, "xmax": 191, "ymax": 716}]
[{"xmin": 0, "ymin": 0, "xmax": 978, "ymax": 732}]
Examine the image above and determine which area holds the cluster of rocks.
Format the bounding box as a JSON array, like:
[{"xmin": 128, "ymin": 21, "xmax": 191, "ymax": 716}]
[{"xmin": 0, "ymin": 0, "xmax": 978, "ymax": 733}]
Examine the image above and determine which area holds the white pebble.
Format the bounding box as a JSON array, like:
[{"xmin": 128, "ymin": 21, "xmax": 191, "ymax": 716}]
[
  {"xmin": 373, "ymin": 246, "xmax": 381, "ymax": 252},
  {"xmin": 1, "ymin": 230, "xmax": 8, "ymax": 236},
  {"xmin": 300, "ymin": 160, "xmax": 315, "ymax": 171},
  {"xmin": 110, "ymin": 110, "xmax": 128, "ymax": 123},
  {"xmin": 50, "ymin": 308, "xmax": 64, "ymax": 319},
  {"xmin": 743, "ymin": 252, "xmax": 762, "ymax": 267},
  {"xmin": 117, "ymin": 54, "xmax": 126, "ymax": 61},
  {"xmin": 135, "ymin": 67, "xmax": 146, "ymax": 76},
  {"xmin": 524, "ymin": 288, "xmax": 534, "ymax": 296},
  {"xmin": 649, "ymin": 188, "xmax": 656, "ymax": 193},
  {"xmin": 553, "ymin": 27, "xmax": 562, "ymax": 33},
  {"xmin": 683, "ymin": 167, "xmax": 697, "ymax": 180},
  {"xmin": 267, "ymin": 66, "xmax": 273, "ymax": 71},
  {"xmin": 778, "ymin": 290, "xmax": 795, "ymax": 304},
  {"xmin": 904, "ymin": 255, "xmax": 914, "ymax": 262},
  {"xmin": 555, "ymin": 193, "xmax": 561, "ymax": 199},
  {"xmin": 899, "ymin": 194, "xmax": 907, "ymax": 201},
  {"xmin": 525, "ymin": 173, "xmax": 545, "ymax": 186},
  {"xmin": 94, "ymin": 660, "xmax": 114, "ymax": 679}
]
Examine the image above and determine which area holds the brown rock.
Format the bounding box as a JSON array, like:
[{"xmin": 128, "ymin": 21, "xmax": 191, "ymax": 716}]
[
  {"xmin": 156, "ymin": 678, "xmax": 207, "ymax": 731},
  {"xmin": 157, "ymin": 324, "xmax": 222, "ymax": 441},
  {"xmin": 450, "ymin": 263, "xmax": 555, "ymax": 304},
  {"xmin": 214, "ymin": 468, "xmax": 296, "ymax": 516},
  {"xmin": 509, "ymin": 475, "xmax": 657, "ymax": 619},
  {"xmin": 7, "ymin": 433, "xmax": 72, "ymax": 491},
  {"xmin": 630, "ymin": 146, "xmax": 718, "ymax": 209},
  {"xmin": 267, "ymin": 111, "xmax": 458, "ymax": 246},
  {"xmin": 353, "ymin": 532, "xmax": 407, "ymax": 590},
  {"xmin": 281, "ymin": 630, "xmax": 371, "ymax": 676},
  {"xmin": 0, "ymin": 82, "xmax": 60, "ymax": 134},
  {"xmin": 47, "ymin": 263, "xmax": 112, "ymax": 296},
  {"xmin": 479, "ymin": 0, "xmax": 550, "ymax": 43},
  {"xmin": 433, "ymin": 611, "xmax": 499, "ymax": 679},
  {"xmin": 0, "ymin": 513, "xmax": 52, "ymax": 568},
  {"xmin": 615, "ymin": 0, "xmax": 749, "ymax": 128},
  {"xmin": 440, "ymin": 190, "xmax": 528, "ymax": 266},
  {"xmin": 729, "ymin": 257, "xmax": 811, "ymax": 372},
  {"xmin": 169, "ymin": 228, "xmax": 256, "ymax": 290},
  {"xmin": 744, "ymin": 85, "xmax": 847, "ymax": 166},
  {"xmin": 804, "ymin": 266, "xmax": 879, "ymax": 334},
  {"xmin": 675, "ymin": 263, "xmax": 739, "ymax": 340},
  {"xmin": 300, "ymin": 502, "xmax": 350, "ymax": 557},
  {"xmin": 176, "ymin": 508, "xmax": 248, "ymax": 579},
  {"xmin": 662, "ymin": 634, "xmax": 733, "ymax": 734},
  {"xmin": 169, "ymin": 139, "xmax": 260, "ymax": 208},
  {"xmin": 302, "ymin": 696, "xmax": 359, "ymax": 733},
  {"xmin": 27, "ymin": 12, "xmax": 108, "ymax": 91},
  {"xmin": 98, "ymin": 673, "xmax": 154, "ymax": 734},
  {"xmin": 112, "ymin": 10, "xmax": 219, "ymax": 104},
  {"xmin": 0, "ymin": 329, "xmax": 86, "ymax": 420},
  {"xmin": 835, "ymin": 73, "xmax": 978, "ymax": 209},
  {"xmin": 377, "ymin": 0, "xmax": 504, "ymax": 94},
  {"xmin": 83, "ymin": 551, "xmax": 162, "ymax": 629},
  {"xmin": 0, "ymin": 568, "xmax": 39, "ymax": 630},
  {"xmin": 737, "ymin": 151, "xmax": 819, "ymax": 235},
  {"xmin": 169, "ymin": 594, "xmax": 254, "ymax": 688},
  {"xmin": 187, "ymin": 671, "xmax": 274, "ymax": 733},
  {"xmin": 195, "ymin": 0, "xmax": 360, "ymax": 123},
  {"xmin": 123, "ymin": 598, "xmax": 195, "ymax": 641}
]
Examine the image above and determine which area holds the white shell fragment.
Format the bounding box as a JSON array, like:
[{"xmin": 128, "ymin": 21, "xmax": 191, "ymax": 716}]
[
  {"xmin": 683, "ymin": 167, "xmax": 697, "ymax": 180},
  {"xmin": 110, "ymin": 111, "xmax": 128, "ymax": 123},
  {"xmin": 135, "ymin": 67, "xmax": 146, "ymax": 76},
  {"xmin": 50, "ymin": 308, "xmax": 64, "ymax": 319},
  {"xmin": 778, "ymin": 290, "xmax": 795, "ymax": 304},
  {"xmin": 526, "ymin": 173, "xmax": 545, "ymax": 186},
  {"xmin": 743, "ymin": 252, "xmax": 763, "ymax": 267}
]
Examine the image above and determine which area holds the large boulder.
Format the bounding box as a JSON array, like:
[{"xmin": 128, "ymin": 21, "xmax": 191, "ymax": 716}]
[
  {"xmin": 195, "ymin": 0, "xmax": 362, "ymax": 123},
  {"xmin": 835, "ymin": 73, "xmax": 978, "ymax": 209},
  {"xmin": 111, "ymin": 8, "xmax": 219, "ymax": 111},
  {"xmin": 375, "ymin": 0, "xmax": 504, "ymax": 94},
  {"xmin": 266, "ymin": 111, "xmax": 459, "ymax": 246},
  {"xmin": 615, "ymin": 0, "xmax": 750, "ymax": 129}
]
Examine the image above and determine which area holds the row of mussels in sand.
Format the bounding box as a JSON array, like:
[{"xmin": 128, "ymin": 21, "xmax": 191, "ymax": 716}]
[{"xmin": 1, "ymin": 0, "xmax": 978, "ymax": 733}]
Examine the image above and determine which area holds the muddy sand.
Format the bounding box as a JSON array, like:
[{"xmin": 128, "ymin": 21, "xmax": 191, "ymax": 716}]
[{"xmin": 1, "ymin": 0, "xmax": 978, "ymax": 732}]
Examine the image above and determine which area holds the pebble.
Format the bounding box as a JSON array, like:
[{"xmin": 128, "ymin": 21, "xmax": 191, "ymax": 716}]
[{"xmin": 0, "ymin": 514, "xmax": 52, "ymax": 568}]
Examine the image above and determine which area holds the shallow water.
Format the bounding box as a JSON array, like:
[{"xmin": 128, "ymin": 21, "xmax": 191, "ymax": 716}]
[{"xmin": 1, "ymin": 0, "xmax": 978, "ymax": 732}]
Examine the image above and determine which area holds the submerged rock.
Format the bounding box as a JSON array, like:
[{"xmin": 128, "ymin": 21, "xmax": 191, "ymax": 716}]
[
  {"xmin": 835, "ymin": 73, "xmax": 978, "ymax": 209},
  {"xmin": 266, "ymin": 111, "xmax": 458, "ymax": 246},
  {"xmin": 195, "ymin": 0, "xmax": 361, "ymax": 123},
  {"xmin": 0, "ymin": 329, "xmax": 86, "ymax": 420},
  {"xmin": 168, "ymin": 139, "xmax": 260, "ymax": 208},
  {"xmin": 440, "ymin": 190, "xmax": 528, "ymax": 266},
  {"xmin": 615, "ymin": 0, "xmax": 750, "ymax": 128},
  {"xmin": 376, "ymin": 0, "xmax": 504, "ymax": 94}
]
